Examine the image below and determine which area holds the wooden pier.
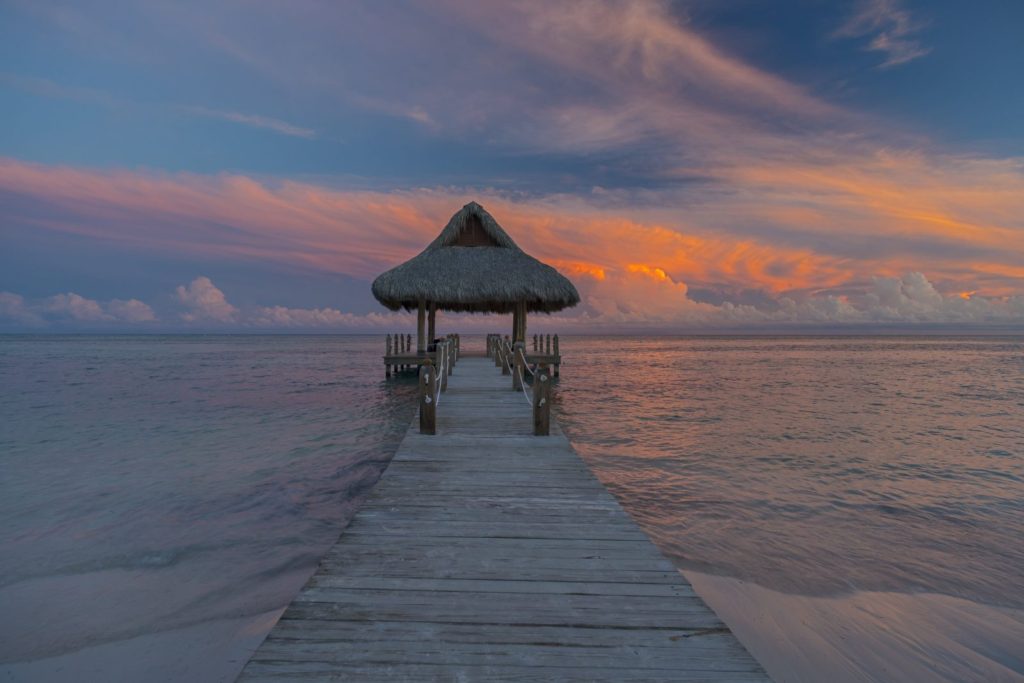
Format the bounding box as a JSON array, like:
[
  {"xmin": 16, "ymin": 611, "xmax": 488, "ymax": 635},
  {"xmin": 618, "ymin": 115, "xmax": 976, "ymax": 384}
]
[{"xmin": 238, "ymin": 350, "xmax": 770, "ymax": 682}]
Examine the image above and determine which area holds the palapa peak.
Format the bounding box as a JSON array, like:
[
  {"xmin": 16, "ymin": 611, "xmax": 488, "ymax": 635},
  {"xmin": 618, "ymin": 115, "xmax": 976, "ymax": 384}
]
[{"xmin": 372, "ymin": 202, "xmax": 580, "ymax": 314}]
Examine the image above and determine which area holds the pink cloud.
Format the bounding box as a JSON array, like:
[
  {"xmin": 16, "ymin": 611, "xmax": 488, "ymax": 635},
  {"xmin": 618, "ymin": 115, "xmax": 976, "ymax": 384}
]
[{"xmin": 175, "ymin": 277, "xmax": 238, "ymax": 323}]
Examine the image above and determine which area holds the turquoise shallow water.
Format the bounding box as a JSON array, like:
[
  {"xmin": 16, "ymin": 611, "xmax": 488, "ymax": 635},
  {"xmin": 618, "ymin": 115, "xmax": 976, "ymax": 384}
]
[{"xmin": 1, "ymin": 334, "xmax": 1023, "ymax": 682}]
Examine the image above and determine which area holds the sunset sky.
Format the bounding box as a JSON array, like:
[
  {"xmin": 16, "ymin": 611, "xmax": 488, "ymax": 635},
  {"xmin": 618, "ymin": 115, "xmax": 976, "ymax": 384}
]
[{"xmin": 2, "ymin": 0, "xmax": 1023, "ymax": 331}]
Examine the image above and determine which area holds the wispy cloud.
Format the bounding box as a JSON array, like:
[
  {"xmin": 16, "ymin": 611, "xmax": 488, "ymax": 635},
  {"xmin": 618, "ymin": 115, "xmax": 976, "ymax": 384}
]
[
  {"xmin": 834, "ymin": 0, "xmax": 930, "ymax": 68},
  {"xmin": 1, "ymin": 73, "xmax": 316, "ymax": 139},
  {"xmin": 180, "ymin": 106, "xmax": 316, "ymax": 139},
  {"xmin": 3, "ymin": 2, "xmax": 1021, "ymax": 330}
]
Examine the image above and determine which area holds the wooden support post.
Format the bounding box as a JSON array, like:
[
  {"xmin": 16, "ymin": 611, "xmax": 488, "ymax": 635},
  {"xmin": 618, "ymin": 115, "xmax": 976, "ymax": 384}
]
[
  {"xmin": 501, "ymin": 337, "xmax": 510, "ymax": 375},
  {"xmin": 513, "ymin": 341, "xmax": 524, "ymax": 391},
  {"xmin": 519, "ymin": 302, "xmax": 527, "ymax": 344},
  {"xmin": 419, "ymin": 363, "xmax": 436, "ymax": 435},
  {"xmin": 437, "ymin": 342, "xmax": 448, "ymax": 392},
  {"xmin": 447, "ymin": 337, "xmax": 454, "ymax": 376},
  {"xmin": 553, "ymin": 334, "xmax": 560, "ymax": 377},
  {"xmin": 533, "ymin": 363, "xmax": 551, "ymax": 436},
  {"xmin": 512, "ymin": 306, "xmax": 520, "ymax": 345},
  {"xmin": 417, "ymin": 299, "xmax": 426, "ymax": 356},
  {"xmin": 428, "ymin": 301, "xmax": 437, "ymax": 345},
  {"xmin": 385, "ymin": 334, "xmax": 392, "ymax": 378}
]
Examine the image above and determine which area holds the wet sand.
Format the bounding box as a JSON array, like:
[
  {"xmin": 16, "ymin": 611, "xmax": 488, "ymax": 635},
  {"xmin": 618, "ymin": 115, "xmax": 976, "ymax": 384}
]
[
  {"xmin": 0, "ymin": 609, "xmax": 280, "ymax": 683},
  {"xmin": 686, "ymin": 570, "xmax": 1024, "ymax": 683}
]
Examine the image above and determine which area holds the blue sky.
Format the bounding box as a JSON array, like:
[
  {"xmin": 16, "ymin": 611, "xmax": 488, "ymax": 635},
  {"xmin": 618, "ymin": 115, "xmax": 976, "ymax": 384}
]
[{"xmin": 1, "ymin": 1, "xmax": 1023, "ymax": 331}]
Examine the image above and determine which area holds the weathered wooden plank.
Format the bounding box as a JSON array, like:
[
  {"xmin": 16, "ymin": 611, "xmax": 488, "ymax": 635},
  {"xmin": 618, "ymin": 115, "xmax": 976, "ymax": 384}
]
[
  {"xmin": 237, "ymin": 355, "xmax": 770, "ymax": 682},
  {"xmin": 242, "ymin": 661, "xmax": 769, "ymax": 683},
  {"xmin": 249, "ymin": 640, "xmax": 762, "ymax": 671},
  {"xmin": 265, "ymin": 619, "xmax": 743, "ymax": 649},
  {"xmin": 305, "ymin": 576, "xmax": 695, "ymax": 597}
]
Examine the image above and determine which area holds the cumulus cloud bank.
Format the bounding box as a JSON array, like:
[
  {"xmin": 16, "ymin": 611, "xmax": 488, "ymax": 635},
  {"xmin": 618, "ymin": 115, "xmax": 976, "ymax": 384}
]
[
  {"xmin": 3, "ymin": 272, "xmax": 1020, "ymax": 332},
  {"xmin": 174, "ymin": 277, "xmax": 408, "ymax": 329},
  {"xmin": 175, "ymin": 276, "xmax": 239, "ymax": 323},
  {"xmin": 0, "ymin": 292, "xmax": 157, "ymax": 326},
  {"xmin": 561, "ymin": 268, "xmax": 1024, "ymax": 329}
]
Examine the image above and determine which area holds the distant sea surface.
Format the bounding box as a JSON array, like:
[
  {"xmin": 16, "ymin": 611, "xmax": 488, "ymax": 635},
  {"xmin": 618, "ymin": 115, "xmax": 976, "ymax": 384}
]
[{"xmin": 2, "ymin": 335, "xmax": 1022, "ymax": 682}]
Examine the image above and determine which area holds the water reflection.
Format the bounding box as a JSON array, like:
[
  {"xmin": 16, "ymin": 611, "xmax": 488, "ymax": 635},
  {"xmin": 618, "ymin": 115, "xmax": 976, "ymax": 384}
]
[{"xmin": 556, "ymin": 337, "xmax": 1024, "ymax": 607}]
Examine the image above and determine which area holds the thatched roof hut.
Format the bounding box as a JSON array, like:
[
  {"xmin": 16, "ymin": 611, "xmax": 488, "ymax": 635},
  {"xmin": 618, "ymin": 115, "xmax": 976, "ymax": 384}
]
[{"xmin": 372, "ymin": 201, "xmax": 579, "ymax": 352}]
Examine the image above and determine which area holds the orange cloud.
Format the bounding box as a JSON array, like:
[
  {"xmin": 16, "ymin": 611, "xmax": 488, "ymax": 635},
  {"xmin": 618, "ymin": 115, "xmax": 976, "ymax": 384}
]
[{"xmin": 2, "ymin": 155, "xmax": 1023, "ymax": 315}]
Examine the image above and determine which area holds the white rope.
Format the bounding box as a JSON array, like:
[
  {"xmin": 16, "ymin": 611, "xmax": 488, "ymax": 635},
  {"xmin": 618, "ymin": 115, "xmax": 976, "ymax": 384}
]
[
  {"xmin": 433, "ymin": 343, "xmax": 446, "ymax": 407},
  {"xmin": 516, "ymin": 346, "xmax": 537, "ymax": 377},
  {"xmin": 516, "ymin": 363, "xmax": 532, "ymax": 406}
]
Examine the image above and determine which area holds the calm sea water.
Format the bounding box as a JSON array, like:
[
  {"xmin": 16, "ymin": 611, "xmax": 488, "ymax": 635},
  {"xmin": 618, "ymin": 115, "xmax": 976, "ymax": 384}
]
[
  {"xmin": 0, "ymin": 335, "xmax": 417, "ymax": 680},
  {"xmin": 557, "ymin": 337, "xmax": 1024, "ymax": 608},
  {"xmin": 2, "ymin": 335, "xmax": 1022, "ymax": 682}
]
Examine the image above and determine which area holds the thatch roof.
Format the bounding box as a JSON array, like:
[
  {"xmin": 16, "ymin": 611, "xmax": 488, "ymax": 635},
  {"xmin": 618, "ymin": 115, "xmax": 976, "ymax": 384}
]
[{"xmin": 372, "ymin": 202, "xmax": 580, "ymax": 314}]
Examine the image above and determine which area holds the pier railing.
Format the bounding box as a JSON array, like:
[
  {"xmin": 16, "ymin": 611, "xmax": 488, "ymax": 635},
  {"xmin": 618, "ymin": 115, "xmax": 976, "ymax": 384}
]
[
  {"xmin": 488, "ymin": 334, "xmax": 558, "ymax": 436},
  {"xmin": 416, "ymin": 334, "xmax": 458, "ymax": 435},
  {"xmin": 386, "ymin": 332, "xmax": 459, "ymax": 378}
]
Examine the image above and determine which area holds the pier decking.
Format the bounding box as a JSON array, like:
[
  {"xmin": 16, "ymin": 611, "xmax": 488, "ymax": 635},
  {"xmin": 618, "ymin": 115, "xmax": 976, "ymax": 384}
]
[{"xmin": 238, "ymin": 354, "xmax": 770, "ymax": 682}]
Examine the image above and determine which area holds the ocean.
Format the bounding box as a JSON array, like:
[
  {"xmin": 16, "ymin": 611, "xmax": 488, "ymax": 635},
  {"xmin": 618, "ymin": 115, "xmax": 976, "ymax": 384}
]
[{"xmin": 1, "ymin": 335, "xmax": 1022, "ymax": 682}]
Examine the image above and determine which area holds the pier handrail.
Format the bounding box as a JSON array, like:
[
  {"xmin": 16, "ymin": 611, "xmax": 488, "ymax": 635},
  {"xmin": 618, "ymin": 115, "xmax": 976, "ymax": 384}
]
[
  {"xmin": 416, "ymin": 336, "xmax": 458, "ymax": 434},
  {"xmin": 387, "ymin": 332, "xmax": 459, "ymax": 380},
  {"xmin": 493, "ymin": 336, "xmax": 552, "ymax": 436}
]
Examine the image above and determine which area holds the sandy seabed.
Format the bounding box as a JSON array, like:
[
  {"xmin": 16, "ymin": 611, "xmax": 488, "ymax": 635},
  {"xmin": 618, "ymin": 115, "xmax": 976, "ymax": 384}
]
[
  {"xmin": 0, "ymin": 609, "xmax": 280, "ymax": 683},
  {"xmin": 687, "ymin": 570, "xmax": 1024, "ymax": 683}
]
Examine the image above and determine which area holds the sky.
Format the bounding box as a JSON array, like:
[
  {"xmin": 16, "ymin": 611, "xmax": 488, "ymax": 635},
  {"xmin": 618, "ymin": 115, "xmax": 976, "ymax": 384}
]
[{"xmin": 1, "ymin": 0, "xmax": 1023, "ymax": 332}]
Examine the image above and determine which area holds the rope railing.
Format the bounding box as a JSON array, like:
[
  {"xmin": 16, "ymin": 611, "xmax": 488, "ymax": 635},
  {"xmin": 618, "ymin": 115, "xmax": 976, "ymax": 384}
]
[
  {"xmin": 417, "ymin": 334, "xmax": 459, "ymax": 435},
  {"xmin": 516, "ymin": 344, "xmax": 537, "ymax": 377},
  {"xmin": 514, "ymin": 356, "xmax": 532, "ymax": 406},
  {"xmin": 388, "ymin": 332, "xmax": 460, "ymax": 380},
  {"xmin": 488, "ymin": 334, "xmax": 555, "ymax": 435}
]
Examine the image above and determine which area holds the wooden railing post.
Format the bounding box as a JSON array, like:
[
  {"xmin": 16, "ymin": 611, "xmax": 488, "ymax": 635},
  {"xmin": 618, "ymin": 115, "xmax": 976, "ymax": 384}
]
[
  {"xmin": 385, "ymin": 334, "xmax": 392, "ymax": 378},
  {"xmin": 533, "ymin": 334, "xmax": 538, "ymax": 352},
  {"xmin": 494, "ymin": 335, "xmax": 502, "ymax": 367},
  {"xmin": 419, "ymin": 363, "xmax": 436, "ymax": 435},
  {"xmin": 455, "ymin": 334, "xmax": 460, "ymax": 361},
  {"xmin": 532, "ymin": 363, "xmax": 551, "ymax": 436},
  {"xmin": 512, "ymin": 341, "xmax": 524, "ymax": 391},
  {"xmin": 501, "ymin": 339, "xmax": 511, "ymax": 375},
  {"xmin": 546, "ymin": 334, "xmax": 551, "ymax": 355},
  {"xmin": 448, "ymin": 337, "xmax": 454, "ymax": 376}
]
